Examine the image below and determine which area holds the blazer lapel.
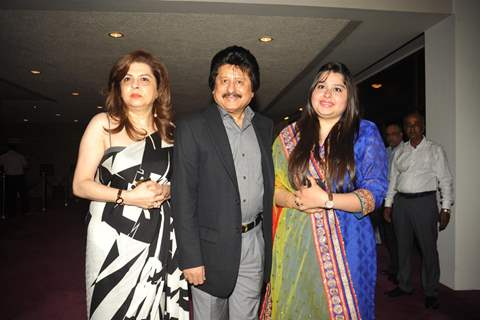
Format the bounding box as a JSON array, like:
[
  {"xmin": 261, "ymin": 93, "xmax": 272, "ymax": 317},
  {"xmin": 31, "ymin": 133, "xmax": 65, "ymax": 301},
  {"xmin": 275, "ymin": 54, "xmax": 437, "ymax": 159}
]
[{"xmin": 202, "ymin": 105, "xmax": 239, "ymax": 186}]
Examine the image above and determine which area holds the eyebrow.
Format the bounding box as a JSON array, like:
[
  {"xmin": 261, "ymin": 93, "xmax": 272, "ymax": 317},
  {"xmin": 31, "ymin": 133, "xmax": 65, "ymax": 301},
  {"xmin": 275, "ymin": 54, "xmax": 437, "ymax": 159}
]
[
  {"xmin": 317, "ymin": 81, "xmax": 346, "ymax": 88},
  {"xmin": 218, "ymin": 74, "xmax": 246, "ymax": 78},
  {"xmin": 124, "ymin": 73, "xmax": 153, "ymax": 77}
]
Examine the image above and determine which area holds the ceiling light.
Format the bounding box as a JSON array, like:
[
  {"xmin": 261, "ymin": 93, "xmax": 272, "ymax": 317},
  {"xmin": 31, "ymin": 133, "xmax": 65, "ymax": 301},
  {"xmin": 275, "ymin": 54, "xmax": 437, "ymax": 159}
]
[
  {"xmin": 33, "ymin": 105, "xmax": 37, "ymax": 109},
  {"xmin": 108, "ymin": 32, "xmax": 124, "ymax": 38},
  {"xmin": 55, "ymin": 113, "xmax": 61, "ymax": 117},
  {"xmin": 23, "ymin": 118, "xmax": 29, "ymax": 122},
  {"xmin": 259, "ymin": 36, "xmax": 273, "ymax": 43},
  {"xmin": 71, "ymin": 92, "xmax": 80, "ymax": 96},
  {"xmin": 73, "ymin": 119, "xmax": 79, "ymax": 123},
  {"xmin": 298, "ymin": 107, "xmax": 303, "ymax": 111},
  {"xmin": 283, "ymin": 116, "xmax": 290, "ymax": 121},
  {"xmin": 97, "ymin": 105, "xmax": 103, "ymax": 109},
  {"xmin": 30, "ymin": 70, "xmax": 41, "ymax": 75},
  {"xmin": 371, "ymin": 83, "xmax": 382, "ymax": 89}
]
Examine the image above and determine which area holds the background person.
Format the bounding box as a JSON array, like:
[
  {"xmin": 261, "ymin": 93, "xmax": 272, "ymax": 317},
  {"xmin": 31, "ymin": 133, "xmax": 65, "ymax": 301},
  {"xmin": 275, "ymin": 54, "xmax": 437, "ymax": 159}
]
[
  {"xmin": 0, "ymin": 144, "xmax": 29, "ymax": 217},
  {"xmin": 384, "ymin": 112, "xmax": 453, "ymax": 309},
  {"xmin": 380, "ymin": 122, "xmax": 404, "ymax": 283}
]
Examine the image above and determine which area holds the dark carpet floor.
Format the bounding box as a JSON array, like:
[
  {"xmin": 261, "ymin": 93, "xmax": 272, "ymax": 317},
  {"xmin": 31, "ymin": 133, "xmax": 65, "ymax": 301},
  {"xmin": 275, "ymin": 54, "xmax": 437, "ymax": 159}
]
[{"xmin": 1, "ymin": 201, "xmax": 479, "ymax": 319}]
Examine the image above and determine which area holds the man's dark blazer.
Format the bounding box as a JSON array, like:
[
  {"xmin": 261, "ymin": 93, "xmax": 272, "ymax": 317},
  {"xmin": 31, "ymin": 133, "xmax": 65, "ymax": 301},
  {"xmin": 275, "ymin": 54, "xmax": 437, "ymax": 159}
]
[{"xmin": 172, "ymin": 104, "xmax": 274, "ymax": 298}]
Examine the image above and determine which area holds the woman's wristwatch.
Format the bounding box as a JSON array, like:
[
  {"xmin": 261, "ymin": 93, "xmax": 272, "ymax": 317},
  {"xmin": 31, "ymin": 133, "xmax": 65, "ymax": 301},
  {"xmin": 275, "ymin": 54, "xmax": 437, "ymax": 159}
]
[
  {"xmin": 324, "ymin": 192, "xmax": 334, "ymax": 209},
  {"xmin": 115, "ymin": 189, "xmax": 125, "ymax": 205}
]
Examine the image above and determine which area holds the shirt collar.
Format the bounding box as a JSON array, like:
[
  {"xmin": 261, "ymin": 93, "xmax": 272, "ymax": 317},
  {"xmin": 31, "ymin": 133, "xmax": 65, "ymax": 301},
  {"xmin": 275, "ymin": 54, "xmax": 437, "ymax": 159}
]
[
  {"xmin": 216, "ymin": 105, "xmax": 255, "ymax": 125},
  {"xmin": 407, "ymin": 136, "xmax": 426, "ymax": 149}
]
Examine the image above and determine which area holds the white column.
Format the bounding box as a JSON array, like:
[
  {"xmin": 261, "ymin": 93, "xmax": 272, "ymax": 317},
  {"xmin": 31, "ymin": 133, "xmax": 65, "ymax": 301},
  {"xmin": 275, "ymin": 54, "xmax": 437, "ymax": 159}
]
[
  {"xmin": 425, "ymin": 0, "xmax": 480, "ymax": 290},
  {"xmin": 425, "ymin": 15, "xmax": 455, "ymax": 288}
]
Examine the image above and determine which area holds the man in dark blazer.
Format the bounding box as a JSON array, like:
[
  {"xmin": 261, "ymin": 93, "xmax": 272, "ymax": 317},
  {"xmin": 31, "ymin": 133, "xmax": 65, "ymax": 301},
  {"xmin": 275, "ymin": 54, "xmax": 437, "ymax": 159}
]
[{"xmin": 172, "ymin": 46, "xmax": 274, "ymax": 319}]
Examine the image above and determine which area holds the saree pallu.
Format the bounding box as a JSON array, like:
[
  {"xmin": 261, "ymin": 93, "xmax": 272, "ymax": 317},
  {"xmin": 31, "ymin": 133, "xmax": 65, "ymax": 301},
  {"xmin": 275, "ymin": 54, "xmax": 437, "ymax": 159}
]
[{"xmin": 261, "ymin": 120, "xmax": 388, "ymax": 320}]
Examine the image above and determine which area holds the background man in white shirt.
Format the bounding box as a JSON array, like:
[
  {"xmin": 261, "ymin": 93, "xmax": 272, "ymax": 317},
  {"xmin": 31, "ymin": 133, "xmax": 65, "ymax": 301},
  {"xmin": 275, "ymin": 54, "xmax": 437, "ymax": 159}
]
[
  {"xmin": 384, "ymin": 112, "xmax": 453, "ymax": 309},
  {"xmin": 0, "ymin": 144, "xmax": 29, "ymax": 217}
]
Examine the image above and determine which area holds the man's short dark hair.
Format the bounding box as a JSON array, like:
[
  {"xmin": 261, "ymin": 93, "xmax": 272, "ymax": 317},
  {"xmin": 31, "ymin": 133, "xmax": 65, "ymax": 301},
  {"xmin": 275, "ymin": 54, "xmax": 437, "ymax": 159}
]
[
  {"xmin": 208, "ymin": 46, "xmax": 260, "ymax": 92},
  {"xmin": 385, "ymin": 122, "xmax": 402, "ymax": 132},
  {"xmin": 404, "ymin": 111, "xmax": 425, "ymax": 124}
]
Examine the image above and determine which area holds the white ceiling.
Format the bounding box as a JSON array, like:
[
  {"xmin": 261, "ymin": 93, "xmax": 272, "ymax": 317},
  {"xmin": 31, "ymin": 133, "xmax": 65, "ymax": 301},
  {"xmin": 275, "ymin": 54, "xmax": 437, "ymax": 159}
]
[{"xmin": 0, "ymin": 0, "xmax": 451, "ymax": 124}]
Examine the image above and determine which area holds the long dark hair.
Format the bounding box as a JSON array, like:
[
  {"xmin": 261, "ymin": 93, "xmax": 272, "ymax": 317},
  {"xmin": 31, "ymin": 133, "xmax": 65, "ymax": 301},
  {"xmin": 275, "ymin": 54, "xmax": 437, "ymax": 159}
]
[
  {"xmin": 105, "ymin": 50, "xmax": 174, "ymax": 143},
  {"xmin": 288, "ymin": 62, "xmax": 360, "ymax": 192}
]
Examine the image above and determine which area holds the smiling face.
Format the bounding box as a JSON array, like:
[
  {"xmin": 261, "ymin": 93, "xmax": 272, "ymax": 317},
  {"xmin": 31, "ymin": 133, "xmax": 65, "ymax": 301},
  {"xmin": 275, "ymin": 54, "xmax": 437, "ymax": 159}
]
[
  {"xmin": 310, "ymin": 72, "xmax": 348, "ymax": 123},
  {"xmin": 120, "ymin": 62, "xmax": 158, "ymax": 110},
  {"xmin": 212, "ymin": 64, "xmax": 254, "ymax": 116}
]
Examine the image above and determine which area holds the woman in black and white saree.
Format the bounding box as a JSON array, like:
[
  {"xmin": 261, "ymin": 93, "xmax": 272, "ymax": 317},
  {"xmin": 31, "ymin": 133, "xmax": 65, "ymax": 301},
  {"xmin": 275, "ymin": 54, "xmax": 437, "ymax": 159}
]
[{"xmin": 73, "ymin": 50, "xmax": 189, "ymax": 320}]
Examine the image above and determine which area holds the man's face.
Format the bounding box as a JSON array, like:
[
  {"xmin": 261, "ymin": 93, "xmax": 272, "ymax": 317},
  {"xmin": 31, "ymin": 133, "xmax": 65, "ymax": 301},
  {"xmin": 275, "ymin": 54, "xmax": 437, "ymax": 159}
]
[
  {"xmin": 404, "ymin": 115, "xmax": 424, "ymax": 141},
  {"xmin": 385, "ymin": 124, "xmax": 403, "ymax": 148},
  {"xmin": 212, "ymin": 64, "xmax": 254, "ymax": 115}
]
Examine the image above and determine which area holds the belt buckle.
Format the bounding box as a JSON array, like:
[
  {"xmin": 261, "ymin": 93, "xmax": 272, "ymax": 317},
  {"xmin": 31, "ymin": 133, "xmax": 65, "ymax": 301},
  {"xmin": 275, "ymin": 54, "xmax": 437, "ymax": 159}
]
[{"xmin": 241, "ymin": 224, "xmax": 248, "ymax": 233}]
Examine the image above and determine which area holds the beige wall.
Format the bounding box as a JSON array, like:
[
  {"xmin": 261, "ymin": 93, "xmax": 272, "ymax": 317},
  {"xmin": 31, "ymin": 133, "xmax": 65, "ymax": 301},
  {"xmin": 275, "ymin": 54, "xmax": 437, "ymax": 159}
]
[
  {"xmin": 425, "ymin": 0, "xmax": 480, "ymax": 290},
  {"xmin": 425, "ymin": 15, "xmax": 456, "ymax": 288},
  {"xmin": 452, "ymin": 0, "xmax": 480, "ymax": 290}
]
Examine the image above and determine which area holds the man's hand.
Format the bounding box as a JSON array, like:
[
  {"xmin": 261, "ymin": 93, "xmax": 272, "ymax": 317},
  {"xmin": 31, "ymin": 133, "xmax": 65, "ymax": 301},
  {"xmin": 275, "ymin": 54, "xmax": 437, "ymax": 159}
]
[
  {"xmin": 439, "ymin": 210, "xmax": 450, "ymax": 231},
  {"xmin": 183, "ymin": 266, "xmax": 206, "ymax": 286},
  {"xmin": 383, "ymin": 207, "xmax": 393, "ymax": 223}
]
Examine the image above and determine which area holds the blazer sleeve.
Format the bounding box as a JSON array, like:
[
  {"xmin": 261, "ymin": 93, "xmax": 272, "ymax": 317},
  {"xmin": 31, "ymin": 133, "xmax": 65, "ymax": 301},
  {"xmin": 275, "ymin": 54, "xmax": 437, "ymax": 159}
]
[{"xmin": 172, "ymin": 118, "xmax": 203, "ymax": 269}]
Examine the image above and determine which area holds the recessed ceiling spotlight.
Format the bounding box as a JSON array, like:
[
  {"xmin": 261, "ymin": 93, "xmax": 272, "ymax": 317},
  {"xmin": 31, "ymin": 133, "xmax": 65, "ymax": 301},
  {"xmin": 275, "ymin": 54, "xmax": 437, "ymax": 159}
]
[
  {"xmin": 73, "ymin": 119, "xmax": 79, "ymax": 123},
  {"xmin": 108, "ymin": 32, "xmax": 124, "ymax": 38},
  {"xmin": 283, "ymin": 116, "xmax": 290, "ymax": 121},
  {"xmin": 55, "ymin": 113, "xmax": 61, "ymax": 117},
  {"xmin": 33, "ymin": 105, "xmax": 38, "ymax": 109},
  {"xmin": 97, "ymin": 105, "xmax": 103, "ymax": 109},
  {"xmin": 371, "ymin": 83, "xmax": 382, "ymax": 89},
  {"xmin": 23, "ymin": 118, "xmax": 29, "ymax": 122},
  {"xmin": 298, "ymin": 107, "xmax": 303, "ymax": 111},
  {"xmin": 259, "ymin": 36, "xmax": 273, "ymax": 43},
  {"xmin": 30, "ymin": 70, "xmax": 41, "ymax": 75},
  {"xmin": 71, "ymin": 92, "xmax": 80, "ymax": 96}
]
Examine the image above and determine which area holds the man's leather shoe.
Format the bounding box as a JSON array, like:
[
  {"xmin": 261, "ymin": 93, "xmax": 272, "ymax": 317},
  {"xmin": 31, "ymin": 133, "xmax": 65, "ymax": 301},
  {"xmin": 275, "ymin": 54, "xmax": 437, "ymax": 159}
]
[
  {"xmin": 387, "ymin": 273, "xmax": 399, "ymax": 284},
  {"xmin": 425, "ymin": 296, "xmax": 439, "ymax": 309},
  {"xmin": 386, "ymin": 287, "xmax": 413, "ymax": 297}
]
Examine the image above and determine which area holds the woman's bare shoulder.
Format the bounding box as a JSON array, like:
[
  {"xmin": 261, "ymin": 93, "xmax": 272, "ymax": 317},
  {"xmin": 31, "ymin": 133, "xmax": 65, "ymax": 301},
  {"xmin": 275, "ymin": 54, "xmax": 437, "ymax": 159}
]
[{"xmin": 87, "ymin": 112, "xmax": 121, "ymax": 131}]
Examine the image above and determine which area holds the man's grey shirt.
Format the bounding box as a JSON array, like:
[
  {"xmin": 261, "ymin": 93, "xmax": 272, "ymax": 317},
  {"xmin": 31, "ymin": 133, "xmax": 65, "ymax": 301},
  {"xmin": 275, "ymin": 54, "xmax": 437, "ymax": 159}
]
[{"xmin": 217, "ymin": 105, "xmax": 264, "ymax": 224}]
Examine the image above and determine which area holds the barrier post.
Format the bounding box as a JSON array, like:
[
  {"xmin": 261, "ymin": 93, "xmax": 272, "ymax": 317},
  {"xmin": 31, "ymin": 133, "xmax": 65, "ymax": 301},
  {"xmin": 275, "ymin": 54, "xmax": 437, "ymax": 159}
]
[
  {"xmin": 41, "ymin": 171, "xmax": 47, "ymax": 212},
  {"xmin": 1, "ymin": 172, "xmax": 5, "ymax": 219}
]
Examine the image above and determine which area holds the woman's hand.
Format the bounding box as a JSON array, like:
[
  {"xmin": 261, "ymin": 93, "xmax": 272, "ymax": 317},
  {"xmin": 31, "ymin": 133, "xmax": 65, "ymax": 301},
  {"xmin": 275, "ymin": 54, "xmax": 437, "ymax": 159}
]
[
  {"xmin": 124, "ymin": 181, "xmax": 170, "ymax": 209},
  {"xmin": 294, "ymin": 176, "xmax": 329, "ymax": 212},
  {"xmin": 275, "ymin": 186, "xmax": 324, "ymax": 214}
]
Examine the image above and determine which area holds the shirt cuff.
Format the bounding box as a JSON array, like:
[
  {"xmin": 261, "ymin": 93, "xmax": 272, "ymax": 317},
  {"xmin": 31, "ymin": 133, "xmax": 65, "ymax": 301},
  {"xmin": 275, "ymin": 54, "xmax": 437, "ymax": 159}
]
[{"xmin": 384, "ymin": 198, "xmax": 393, "ymax": 207}]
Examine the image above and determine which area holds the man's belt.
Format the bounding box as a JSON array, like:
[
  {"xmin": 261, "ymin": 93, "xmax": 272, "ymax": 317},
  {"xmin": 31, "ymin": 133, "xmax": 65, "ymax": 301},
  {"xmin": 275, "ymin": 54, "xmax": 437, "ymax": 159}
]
[
  {"xmin": 397, "ymin": 191, "xmax": 436, "ymax": 199},
  {"xmin": 241, "ymin": 213, "xmax": 263, "ymax": 233}
]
